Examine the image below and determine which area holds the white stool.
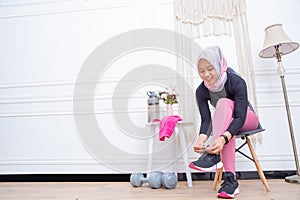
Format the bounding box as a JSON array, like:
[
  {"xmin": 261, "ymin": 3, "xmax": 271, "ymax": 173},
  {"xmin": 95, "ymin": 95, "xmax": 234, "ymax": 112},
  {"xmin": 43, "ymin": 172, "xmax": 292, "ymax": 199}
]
[{"xmin": 146, "ymin": 121, "xmax": 193, "ymax": 187}]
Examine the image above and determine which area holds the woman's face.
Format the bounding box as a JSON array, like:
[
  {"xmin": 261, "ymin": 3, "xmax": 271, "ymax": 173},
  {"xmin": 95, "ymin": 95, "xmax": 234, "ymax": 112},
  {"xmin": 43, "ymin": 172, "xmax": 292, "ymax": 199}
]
[{"xmin": 198, "ymin": 58, "xmax": 218, "ymax": 85}]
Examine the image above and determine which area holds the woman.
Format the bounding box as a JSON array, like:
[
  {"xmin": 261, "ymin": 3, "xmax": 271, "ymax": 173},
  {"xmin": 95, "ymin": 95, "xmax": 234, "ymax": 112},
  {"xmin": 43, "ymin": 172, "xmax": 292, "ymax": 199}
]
[{"xmin": 189, "ymin": 46, "xmax": 259, "ymax": 199}]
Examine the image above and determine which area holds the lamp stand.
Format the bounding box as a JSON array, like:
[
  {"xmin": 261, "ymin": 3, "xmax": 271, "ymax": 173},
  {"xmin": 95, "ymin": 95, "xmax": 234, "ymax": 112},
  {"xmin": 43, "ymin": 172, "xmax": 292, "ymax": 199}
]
[{"xmin": 275, "ymin": 45, "xmax": 300, "ymax": 183}]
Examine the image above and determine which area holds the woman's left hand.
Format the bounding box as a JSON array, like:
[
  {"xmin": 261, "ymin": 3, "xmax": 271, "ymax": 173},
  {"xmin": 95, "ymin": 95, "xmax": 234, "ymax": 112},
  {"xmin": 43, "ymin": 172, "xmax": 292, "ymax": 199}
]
[{"xmin": 206, "ymin": 137, "xmax": 226, "ymax": 154}]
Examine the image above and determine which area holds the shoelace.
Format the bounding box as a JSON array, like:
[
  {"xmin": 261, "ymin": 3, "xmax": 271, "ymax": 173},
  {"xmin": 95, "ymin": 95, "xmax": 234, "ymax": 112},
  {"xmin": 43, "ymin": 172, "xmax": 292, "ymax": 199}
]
[
  {"xmin": 221, "ymin": 175, "xmax": 235, "ymax": 187},
  {"xmin": 199, "ymin": 152, "xmax": 209, "ymax": 160},
  {"xmin": 200, "ymin": 152, "xmax": 218, "ymax": 161}
]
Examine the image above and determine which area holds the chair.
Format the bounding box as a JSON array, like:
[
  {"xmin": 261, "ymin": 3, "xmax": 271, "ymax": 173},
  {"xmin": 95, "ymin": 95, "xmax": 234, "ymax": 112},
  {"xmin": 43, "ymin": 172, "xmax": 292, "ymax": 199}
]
[{"xmin": 213, "ymin": 122, "xmax": 271, "ymax": 192}]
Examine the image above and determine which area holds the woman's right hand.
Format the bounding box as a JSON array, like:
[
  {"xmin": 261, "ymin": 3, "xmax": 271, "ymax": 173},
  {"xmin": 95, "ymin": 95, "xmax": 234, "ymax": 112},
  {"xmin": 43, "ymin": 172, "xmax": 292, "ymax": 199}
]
[{"xmin": 193, "ymin": 134, "xmax": 208, "ymax": 154}]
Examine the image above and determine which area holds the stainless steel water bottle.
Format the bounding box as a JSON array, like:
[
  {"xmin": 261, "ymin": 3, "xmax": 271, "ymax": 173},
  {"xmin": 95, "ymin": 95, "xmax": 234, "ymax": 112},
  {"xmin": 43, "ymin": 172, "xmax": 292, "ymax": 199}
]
[{"xmin": 147, "ymin": 91, "xmax": 160, "ymax": 122}]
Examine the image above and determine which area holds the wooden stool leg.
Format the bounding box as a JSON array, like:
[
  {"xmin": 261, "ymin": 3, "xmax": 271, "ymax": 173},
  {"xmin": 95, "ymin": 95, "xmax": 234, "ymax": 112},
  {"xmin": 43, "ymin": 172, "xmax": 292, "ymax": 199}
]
[
  {"xmin": 218, "ymin": 167, "xmax": 223, "ymax": 182},
  {"xmin": 246, "ymin": 137, "xmax": 271, "ymax": 192},
  {"xmin": 213, "ymin": 167, "xmax": 223, "ymax": 190}
]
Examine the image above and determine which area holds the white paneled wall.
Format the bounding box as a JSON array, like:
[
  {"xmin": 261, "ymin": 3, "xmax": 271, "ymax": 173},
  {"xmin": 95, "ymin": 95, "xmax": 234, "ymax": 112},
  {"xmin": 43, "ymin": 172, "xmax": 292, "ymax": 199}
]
[
  {"xmin": 1, "ymin": 0, "xmax": 300, "ymax": 174},
  {"xmin": 0, "ymin": 0, "xmax": 180, "ymax": 174}
]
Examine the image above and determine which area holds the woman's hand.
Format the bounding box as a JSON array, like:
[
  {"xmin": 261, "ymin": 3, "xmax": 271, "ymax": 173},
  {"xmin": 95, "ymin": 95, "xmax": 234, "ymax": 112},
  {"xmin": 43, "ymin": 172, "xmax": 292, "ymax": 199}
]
[
  {"xmin": 206, "ymin": 137, "xmax": 226, "ymax": 154},
  {"xmin": 207, "ymin": 132, "xmax": 232, "ymax": 154},
  {"xmin": 193, "ymin": 134, "xmax": 208, "ymax": 154}
]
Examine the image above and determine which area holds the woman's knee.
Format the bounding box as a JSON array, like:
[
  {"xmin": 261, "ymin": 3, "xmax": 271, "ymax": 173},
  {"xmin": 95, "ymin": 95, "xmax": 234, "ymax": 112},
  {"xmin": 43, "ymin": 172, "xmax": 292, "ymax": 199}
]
[{"xmin": 216, "ymin": 98, "xmax": 234, "ymax": 110}]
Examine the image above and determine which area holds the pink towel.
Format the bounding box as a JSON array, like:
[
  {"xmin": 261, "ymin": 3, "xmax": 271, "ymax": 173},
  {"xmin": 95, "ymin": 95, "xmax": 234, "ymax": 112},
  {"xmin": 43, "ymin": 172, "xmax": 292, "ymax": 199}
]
[{"xmin": 159, "ymin": 115, "xmax": 182, "ymax": 141}]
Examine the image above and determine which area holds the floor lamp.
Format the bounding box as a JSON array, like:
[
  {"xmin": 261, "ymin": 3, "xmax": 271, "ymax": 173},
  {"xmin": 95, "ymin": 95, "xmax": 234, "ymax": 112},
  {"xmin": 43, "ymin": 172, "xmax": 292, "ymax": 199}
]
[{"xmin": 259, "ymin": 24, "xmax": 300, "ymax": 184}]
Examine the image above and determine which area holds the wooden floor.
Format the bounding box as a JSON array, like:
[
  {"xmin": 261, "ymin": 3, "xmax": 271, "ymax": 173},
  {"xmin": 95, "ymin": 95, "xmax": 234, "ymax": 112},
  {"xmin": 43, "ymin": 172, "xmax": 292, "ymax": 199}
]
[{"xmin": 0, "ymin": 179, "xmax": 299, "ymax": 200}]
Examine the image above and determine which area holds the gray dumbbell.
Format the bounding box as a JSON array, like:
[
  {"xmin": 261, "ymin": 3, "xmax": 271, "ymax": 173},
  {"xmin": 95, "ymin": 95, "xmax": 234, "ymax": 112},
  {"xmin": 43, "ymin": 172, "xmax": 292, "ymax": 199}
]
[
  {"xmin": 161, "ymin": 173, "xmax": 178, "ymax": 189},
  {"xmin": 130, "ymin": 171, "xmax": 163, "ymax": 189},
  {"xmin": 130, "ymin": 172, "xmax": 178, "ymax": 189}
]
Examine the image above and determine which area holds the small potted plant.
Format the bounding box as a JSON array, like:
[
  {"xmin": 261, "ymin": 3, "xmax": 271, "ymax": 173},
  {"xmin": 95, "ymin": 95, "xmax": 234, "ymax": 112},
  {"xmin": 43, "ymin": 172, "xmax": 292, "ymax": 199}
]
[{"xmin": 158, "ymin": 87, "xmax": 179, "ymax": 116}]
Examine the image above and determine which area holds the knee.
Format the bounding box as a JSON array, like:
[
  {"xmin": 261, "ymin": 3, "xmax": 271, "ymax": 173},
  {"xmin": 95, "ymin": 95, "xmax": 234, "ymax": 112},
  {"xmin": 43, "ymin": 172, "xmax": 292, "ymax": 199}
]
[{"xmin": 216, "ymin": 98, "xmax": 233, "ymax": 109}]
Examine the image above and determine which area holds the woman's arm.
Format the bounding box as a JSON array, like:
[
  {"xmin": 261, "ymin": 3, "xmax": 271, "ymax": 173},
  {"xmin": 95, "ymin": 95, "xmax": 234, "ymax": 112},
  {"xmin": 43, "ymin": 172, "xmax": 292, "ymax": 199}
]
[
  {"xmin": 196, "ymin": 85, "xmax": 212, "ymax": 136},
  {"xmin": 194, "ymin": 84, "xmax": 211, "ymax": 153}
]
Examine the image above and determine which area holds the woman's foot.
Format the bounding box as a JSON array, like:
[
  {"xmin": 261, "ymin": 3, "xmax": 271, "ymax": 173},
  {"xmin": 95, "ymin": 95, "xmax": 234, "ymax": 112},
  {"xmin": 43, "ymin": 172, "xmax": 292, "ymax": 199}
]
[
  {"xmin": 189, "ymin": 152, "xmax": 223, "ymax": 172},
  {"xmin": 217, "ymin": 172, "xmax": 239, "ymax": 198}
]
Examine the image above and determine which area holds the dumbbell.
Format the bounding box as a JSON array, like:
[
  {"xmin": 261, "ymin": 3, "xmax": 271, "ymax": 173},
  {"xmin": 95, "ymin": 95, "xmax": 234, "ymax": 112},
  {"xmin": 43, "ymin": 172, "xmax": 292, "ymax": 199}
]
[
  {"xmin": 161, "ymin": 172, "xmax": 178, "ymax": 189},
  {"xmin": 130, "ymin": 172, "xmax": 177, "ymax": 189},
  {"xmin": 130, "ymin": 171, "xmax": 162, "ymax": 189}
]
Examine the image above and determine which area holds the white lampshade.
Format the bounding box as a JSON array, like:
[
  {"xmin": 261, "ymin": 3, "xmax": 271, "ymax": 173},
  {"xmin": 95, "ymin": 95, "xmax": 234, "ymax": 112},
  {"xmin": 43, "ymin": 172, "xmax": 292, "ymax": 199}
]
[{"xmin": 259, "ymin": 24, "xmax": 299, "ymax": 58}]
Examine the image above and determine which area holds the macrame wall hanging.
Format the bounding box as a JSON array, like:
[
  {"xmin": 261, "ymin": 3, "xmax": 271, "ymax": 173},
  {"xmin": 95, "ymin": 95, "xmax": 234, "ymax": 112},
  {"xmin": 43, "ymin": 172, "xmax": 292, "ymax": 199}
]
[{"xmin": 174, "ymin": 0, "xmax": 261, "ymax": 145}]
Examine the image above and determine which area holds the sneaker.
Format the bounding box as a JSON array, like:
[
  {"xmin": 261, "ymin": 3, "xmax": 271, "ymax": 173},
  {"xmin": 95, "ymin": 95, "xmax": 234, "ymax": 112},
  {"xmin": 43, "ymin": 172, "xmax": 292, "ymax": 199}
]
[
  {"xmin": 217, "ymin": 172, "xmax": 239, "ymax": 199},
  {"xmin": 189, "ymin": 152, "xmax": 223, "ymax": 172}
]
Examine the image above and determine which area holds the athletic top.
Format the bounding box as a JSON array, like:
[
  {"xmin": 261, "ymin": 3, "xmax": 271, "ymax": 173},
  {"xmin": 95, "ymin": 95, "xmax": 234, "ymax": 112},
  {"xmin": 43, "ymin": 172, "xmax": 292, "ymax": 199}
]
[{"xmin": 195, "ymin": 70, "xmax": 249, "ymax": 136}]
